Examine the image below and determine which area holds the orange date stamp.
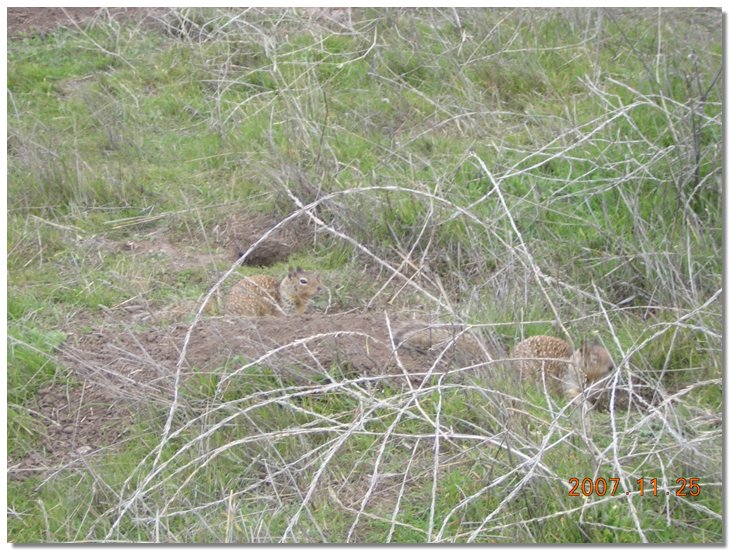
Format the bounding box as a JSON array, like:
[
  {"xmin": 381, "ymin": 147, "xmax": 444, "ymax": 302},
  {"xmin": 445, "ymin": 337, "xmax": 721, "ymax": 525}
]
[{"xmin": 568, "ymin": 477, "xmax": 701, "ymax": 497}]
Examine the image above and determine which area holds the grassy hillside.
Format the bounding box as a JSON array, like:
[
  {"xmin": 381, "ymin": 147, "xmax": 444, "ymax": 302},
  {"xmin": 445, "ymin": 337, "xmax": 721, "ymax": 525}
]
[{"xmin": 7, "ymin": 8, "xmax": 722, "ymax": 543}]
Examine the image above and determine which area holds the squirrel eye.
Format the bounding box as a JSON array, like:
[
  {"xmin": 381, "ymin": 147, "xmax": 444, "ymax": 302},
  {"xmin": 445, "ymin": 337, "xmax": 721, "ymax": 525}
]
[{"xmin": 299, "ymin": 278, "xmax": 308, "ymax": 285}]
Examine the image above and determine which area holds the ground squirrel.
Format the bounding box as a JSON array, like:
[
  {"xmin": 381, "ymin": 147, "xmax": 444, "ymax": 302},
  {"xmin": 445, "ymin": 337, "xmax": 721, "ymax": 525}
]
[
  {"xmin": 225, "ymin": 267, "xmax": 320, "ymax": 316},
  {"xmin": 396, "ymin": 325, "xmax": 615, "ymax": 402},
  {"xmin": 394, "ymin": 323, "xmax": 504, "ymax": 366},
  {"xmin": 511, "ymin": 335, "xmax": 615, "ymax": 401}
]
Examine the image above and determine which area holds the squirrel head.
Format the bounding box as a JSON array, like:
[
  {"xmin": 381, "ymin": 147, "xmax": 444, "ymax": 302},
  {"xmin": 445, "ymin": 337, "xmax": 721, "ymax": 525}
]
[
  {"xmin": 287, "ymin": 266, "xmax": 320, "ymax": 297},
  {"xmin": 575, "ymin": 340, "xmax": 615, "ymax": 380}
]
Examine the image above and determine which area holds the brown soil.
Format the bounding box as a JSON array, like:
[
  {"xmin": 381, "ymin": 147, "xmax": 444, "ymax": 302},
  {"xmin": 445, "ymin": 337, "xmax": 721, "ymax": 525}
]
[
  {"xmin": 7, "ymin": 8, "xmax": 167, "ymax": 38},
  {"xmin": 9, "ymin": 382, "xmax": 129, "ymax": 479},
  {"xmin": 58, "ymin": 312, "xmax": 502, "ymax": 395}
]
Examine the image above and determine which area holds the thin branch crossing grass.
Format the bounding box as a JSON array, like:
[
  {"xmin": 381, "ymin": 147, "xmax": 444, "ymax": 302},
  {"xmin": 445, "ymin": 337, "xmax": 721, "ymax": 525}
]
[{"xmin": 8, "ymin": 7, "xmax": 721, "ymax": 543}]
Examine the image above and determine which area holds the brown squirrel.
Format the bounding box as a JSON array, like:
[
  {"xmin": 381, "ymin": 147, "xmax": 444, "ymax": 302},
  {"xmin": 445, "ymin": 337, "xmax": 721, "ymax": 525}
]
[
  {"xmin": 225, "ymin": 267, "xmax": 320, "ymax": 316},
  {"xmin": 395, "ymin": 324, "xmax": 616, "ymax": 403},
  {"xmin": 511, "ymin": 335, "xmax": 615, "ymax": 401}
]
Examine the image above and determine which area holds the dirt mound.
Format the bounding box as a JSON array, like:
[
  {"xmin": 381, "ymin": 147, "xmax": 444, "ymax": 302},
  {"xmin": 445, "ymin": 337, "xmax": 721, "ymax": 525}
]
[{"xmin": 59, "ymin": 313, "xmax": 505, "ymax": 396}]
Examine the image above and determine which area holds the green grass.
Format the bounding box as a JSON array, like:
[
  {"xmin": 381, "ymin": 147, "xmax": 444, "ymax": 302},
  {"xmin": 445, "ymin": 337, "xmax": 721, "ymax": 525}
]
[{"xmin": 8, "ymin": 7, "xmax": 722, "ymax": 543}]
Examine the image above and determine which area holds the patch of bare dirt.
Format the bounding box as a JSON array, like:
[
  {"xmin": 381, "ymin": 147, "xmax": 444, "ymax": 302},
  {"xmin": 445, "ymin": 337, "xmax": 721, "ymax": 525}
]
[
  {"xmin": 8, "ymin": 8, "xmax": 101, "ymax": 37},
  {"xmin": 77, "ymin": 232, "xmax": 225, "ymax": 272},
  {"xmin": 7, "ymin": 7, "xmax": 169, "ymax": 39},
  {"xmin": 122, "ymin": 235, "xmax": 224, "ymax": 271},
  {"xmin": 12, "ymin": 210, "xmax": 486, "ymax": 478},
  {"xmin": 8, "ymin": 383, "xmax": 129, "ymax": 480},
  {"xmin": 58, "ymin": 312, "xmax": 504, "ymax": 397}
]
